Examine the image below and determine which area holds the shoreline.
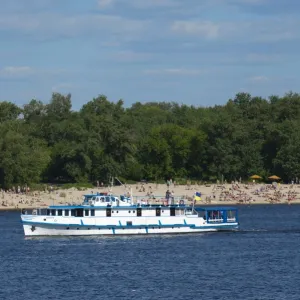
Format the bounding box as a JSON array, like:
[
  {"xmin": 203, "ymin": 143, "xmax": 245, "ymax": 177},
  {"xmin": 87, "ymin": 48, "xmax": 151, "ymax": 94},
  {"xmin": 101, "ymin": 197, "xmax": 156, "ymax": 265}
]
[
  {"xmin": 1, "ymin": 202, "xmax": 298, "ymax": 212},
  {"xmin": 1, "ymin": 183, "xmax": 299, "ymax": 211}
]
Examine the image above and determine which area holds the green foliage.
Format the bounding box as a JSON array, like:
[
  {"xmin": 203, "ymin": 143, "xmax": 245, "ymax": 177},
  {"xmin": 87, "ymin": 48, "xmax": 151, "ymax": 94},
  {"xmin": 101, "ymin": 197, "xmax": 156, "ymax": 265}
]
[
  {"xmin": 60, "ymin": 183, "xmax": 94, "ymax": 190},
  {"xmin": 1, "ymin": 91, "xmax": 300, "ymax": 187}
]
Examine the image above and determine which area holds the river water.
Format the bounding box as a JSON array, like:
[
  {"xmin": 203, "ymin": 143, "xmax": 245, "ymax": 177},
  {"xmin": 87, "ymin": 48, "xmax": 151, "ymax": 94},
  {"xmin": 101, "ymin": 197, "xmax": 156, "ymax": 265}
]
[{"xmin": 0, "ymin": 204, "xmax": 300, "ymax": 300}]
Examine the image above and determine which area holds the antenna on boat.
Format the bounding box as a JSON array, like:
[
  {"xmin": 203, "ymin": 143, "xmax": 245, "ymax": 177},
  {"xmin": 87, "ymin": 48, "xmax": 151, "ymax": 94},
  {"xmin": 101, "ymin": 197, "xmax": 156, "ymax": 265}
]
[
  {"xmin": 111, "ymin": 176, "xmax": 114, "ymax": 189},
  {"xmin": 192, "ymin": 192, "xmax": 195, "ymax": 212},
  {"xmin": 130, "ymin": 187, "xmax": 134, "ymax": 205},
  {"xmin": 115, "ymin": 177, "xmax": 134, "ymax": 205},
  {"xmin": 114, "ymin": 177, "xmax": 124, "ymax": 187}
]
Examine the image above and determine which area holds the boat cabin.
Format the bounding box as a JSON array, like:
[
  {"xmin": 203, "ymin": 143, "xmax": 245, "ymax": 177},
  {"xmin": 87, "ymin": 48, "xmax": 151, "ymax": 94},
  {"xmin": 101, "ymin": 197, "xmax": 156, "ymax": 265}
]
[
  {"xmin": 35, "ymin": 203, "xmax": 193, "ymax": 218},
  {"xmin": 195, "ymin": 207, "xmax": 238, "ymax": 223},
  {"xmin": 82, "ymin": 193, "xmax": 131, "ymax": 207}
]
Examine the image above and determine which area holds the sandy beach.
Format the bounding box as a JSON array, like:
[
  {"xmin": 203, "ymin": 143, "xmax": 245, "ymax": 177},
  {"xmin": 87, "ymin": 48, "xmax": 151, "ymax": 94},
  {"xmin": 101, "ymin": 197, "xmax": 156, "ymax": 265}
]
[{"xmin": 1, "ymin": 182, "xmax": 299, "ymax": 211}]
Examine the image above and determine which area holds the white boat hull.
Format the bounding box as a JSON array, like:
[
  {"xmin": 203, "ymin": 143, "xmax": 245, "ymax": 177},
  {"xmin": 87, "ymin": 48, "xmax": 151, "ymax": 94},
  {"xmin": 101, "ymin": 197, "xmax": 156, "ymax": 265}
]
[
  {"xmin": 22, "ymin": 222, "xmax": 238, "ymax": 236},
  {"xmin": 21, "ymin": 205, "xmax": 239, "ymax": 236}
]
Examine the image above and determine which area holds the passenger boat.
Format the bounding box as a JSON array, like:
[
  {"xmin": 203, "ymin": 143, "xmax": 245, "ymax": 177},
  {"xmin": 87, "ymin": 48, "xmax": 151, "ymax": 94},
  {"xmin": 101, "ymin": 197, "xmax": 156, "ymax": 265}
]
[{"xmin": 20, "ymin": 193, "xmax": 239, "ymax": 236}]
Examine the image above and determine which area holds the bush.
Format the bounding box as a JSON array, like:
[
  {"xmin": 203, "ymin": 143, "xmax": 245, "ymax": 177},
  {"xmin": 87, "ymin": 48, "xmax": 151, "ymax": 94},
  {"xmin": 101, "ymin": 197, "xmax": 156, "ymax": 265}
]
[
  {"xmin": 60, "ymin": 183, "xmax": 94, "ymax": 190},
  {"xmin": 29, "ymin": 183, "xmax": 48, "ymax": 191}
]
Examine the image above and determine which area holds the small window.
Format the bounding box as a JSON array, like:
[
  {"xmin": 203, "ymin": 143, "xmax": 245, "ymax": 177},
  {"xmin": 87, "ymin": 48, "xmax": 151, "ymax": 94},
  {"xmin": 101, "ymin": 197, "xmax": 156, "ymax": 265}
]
[
  {"xmin": 65, "ymin": 210, "xmax": 69, "ymax": 216},
  {"xmin": 85, "ymin": 210, "xmax": 89, "ymax": 217},
  {"xmin": 170, "ymin": 207, "xmax": 176, "ymax": 216},
  {"xmin": 156, "ymin": 208, "xmax": 161, "ymax": 217},
  {"xmin": 127, "ymin": 221, "xmax": 132, "ymax": 226},
  {"xmin": 47, "ymin": 209, "xmax": 50, "ymax": 216},
  {"xmin": 129, "ymin": 211, "xmax": 131, "ymax": 213},
  {"xmin": 137, "ymin": 208, "xmax": 142, "ymax": 217},
  {"xmin": 51, "ymin": 209, "xmax": 56, "ymax": 216},
  {"xmin": 71, "ymin": 210, "xmax": 75, "ymax": 216},
  {"xmin": 91, "ymin": 209, "xmax": 95, "ymax": 216},
  {"xmin": 57, "ymin": 210, "xmax": 62, "ymax": 216}
]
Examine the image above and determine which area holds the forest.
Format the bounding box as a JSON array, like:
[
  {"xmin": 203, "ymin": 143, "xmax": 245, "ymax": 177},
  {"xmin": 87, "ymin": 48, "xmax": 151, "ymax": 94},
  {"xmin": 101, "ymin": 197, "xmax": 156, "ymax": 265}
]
[{"xmin": 0, "ymin": 91, "xmax": 300, "ymax": 188}]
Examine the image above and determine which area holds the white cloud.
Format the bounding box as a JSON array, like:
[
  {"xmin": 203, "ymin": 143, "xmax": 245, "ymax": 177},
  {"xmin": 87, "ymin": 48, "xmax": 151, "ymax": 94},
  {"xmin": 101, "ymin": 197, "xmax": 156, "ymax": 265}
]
[
  {"xmin": 97, "ymin": 0, "xmax": 179, "ymax": 9},
  {"xmin": 0, "ymin": 13, "xmax": 148, "ymax": 41},
  {"xmin": 249, "ymin": 75, "xmax": 269, "ymax": 82},
  {"xmin": 125, "ymin": 0, "xmax": 178, "ymax": 8},
  {"xmin": 144, "ymin": 68, "xmax": 202, "ymax": 76},
  {"xmin": 171, "ymin": 20, "xmax": 220, "ymax": 38},
  {"xmin": 98, "ymin": 0, "xmax": 114, "ymax": 8},
  {"xmin": 0, "ymin": 66, "xmax": 34, "ymax": 77},
  {"xmin": 52, "ymin": 83, "xmax": 73, "ymax": 91},
  {"xmin": 246, "ymin": 53, "xmax": 281, "ymax": 63},
  {"xmin": 0, "ymin": 66, "xmax": 68, "ymax": 79},
  {"xmin": 111, "ymin": 50, "xmax": 152, "ymax": 62},
  {"xmin": 171, "ymin": 18, "xmax": 299, "ymax": 42}
]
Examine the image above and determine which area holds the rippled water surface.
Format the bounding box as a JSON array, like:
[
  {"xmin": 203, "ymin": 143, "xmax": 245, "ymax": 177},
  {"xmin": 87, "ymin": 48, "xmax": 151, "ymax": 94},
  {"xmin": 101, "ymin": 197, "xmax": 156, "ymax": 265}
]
[{"xmin": 1, "ymin": 205, "xmax": 300, "ymax": 300}]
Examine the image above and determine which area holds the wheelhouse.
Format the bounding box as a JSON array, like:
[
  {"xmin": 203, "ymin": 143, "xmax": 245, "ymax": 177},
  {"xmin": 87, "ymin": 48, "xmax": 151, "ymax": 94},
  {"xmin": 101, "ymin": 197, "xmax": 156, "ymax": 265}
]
[{"xmin": 195, "ymin": 207, "xmax": 238, "ymax": 223}]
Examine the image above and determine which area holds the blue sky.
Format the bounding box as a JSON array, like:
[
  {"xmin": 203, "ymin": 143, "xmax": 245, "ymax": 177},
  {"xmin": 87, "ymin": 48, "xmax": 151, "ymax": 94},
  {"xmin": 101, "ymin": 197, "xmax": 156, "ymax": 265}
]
[{"xmin": 0, "ymin": 0, "xmax": 300, "ymax": 109}]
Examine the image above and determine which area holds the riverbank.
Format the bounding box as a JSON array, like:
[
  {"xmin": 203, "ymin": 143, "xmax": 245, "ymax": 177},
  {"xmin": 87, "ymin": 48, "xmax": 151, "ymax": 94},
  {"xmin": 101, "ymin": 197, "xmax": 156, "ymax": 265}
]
[{"xmin": 1, "ymin": 182, "xmax": 299, "ymax": 210}]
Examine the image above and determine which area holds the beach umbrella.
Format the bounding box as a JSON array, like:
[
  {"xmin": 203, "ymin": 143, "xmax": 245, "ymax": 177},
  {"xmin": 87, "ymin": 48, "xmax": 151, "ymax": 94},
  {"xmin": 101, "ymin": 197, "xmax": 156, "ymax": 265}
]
[
  {"xmin": 268, "ymin": 175, "xmax": 281, "ymax": 180},
  {"xmin": 250, "ymin": 175, "xmax": 262, "ymax": 179}
]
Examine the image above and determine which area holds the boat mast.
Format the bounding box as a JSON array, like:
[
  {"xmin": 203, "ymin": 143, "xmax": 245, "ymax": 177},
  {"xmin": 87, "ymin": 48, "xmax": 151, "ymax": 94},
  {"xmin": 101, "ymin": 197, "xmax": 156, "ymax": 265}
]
[{"xmin": 115, "ymin": 176, "xmax": 134, "ymax": 205}]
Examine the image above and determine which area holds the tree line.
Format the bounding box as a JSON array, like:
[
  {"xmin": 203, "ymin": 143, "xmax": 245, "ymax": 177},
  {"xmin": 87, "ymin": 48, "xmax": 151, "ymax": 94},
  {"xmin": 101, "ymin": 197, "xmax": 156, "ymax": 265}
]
[{"xmin": 0, "ymin": 91, "xmax": 299, "ymax": 188}]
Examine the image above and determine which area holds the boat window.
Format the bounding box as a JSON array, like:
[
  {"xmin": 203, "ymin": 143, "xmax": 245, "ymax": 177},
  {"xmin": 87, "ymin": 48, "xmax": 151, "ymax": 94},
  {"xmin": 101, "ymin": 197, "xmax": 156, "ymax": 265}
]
[
  {"xmin": 47, "ymin": 209, "xmax": 50, "ymax": 216},
  {"xmin": 57, "ymin": 210, "xmax": 62, "ymax": 216},
  {"xmin": 75, "ymin": 208, "xmax": 84, "ymax": 217},
  {"xmin": 197, "ymin": 210, "xmax": 205, "ymax": 218},
  {"xmin": 100, "ymin": 197, "xmax": 105, "ymax": 202},
  {"xmin": 71, "ymin": 210, "xmax": 75, "ymax": 216},
  {"xmin": 137, "ymin": 208, "xmax": 142, "ymax": 217},
  {"xmin": 91, "ymin": 209, "xmax": 95, "ymax": 216},
  {"xmin": 84, "ymin": 210, "xmax": 89, "ymax": 217},
  {"xmin": 111, "ymin": 197, "xmax": 115, "ymax": 202},
  {"xmin": 105, "ymin": 196, "xmax": 110, "ymax": 202},
  {"xmin": 106, "ymin": 208, "xmax": 111, "ymax": 217},
  {"xmin": 227, "ymin": 210, "xmax": 236, "ymax": 220},
  {"xmin": 96, "ymin": 197, "xmax": 99, "ymax": 202},
  {"xmin": 65, "ymin": 210, "xmax": 69, "ymax": 216},
  {"xmin": 170, "ymin": 207, "xmax": 175, "ymax": 216},
  {"xmin": 51, "ymin": 209, "xmax": 56, "ymax": 216}
]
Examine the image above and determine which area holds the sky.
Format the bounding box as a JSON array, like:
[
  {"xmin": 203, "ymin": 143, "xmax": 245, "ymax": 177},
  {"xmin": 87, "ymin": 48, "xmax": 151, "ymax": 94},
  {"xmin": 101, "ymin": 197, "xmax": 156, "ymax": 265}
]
[{"xmin": 0, "ymin": 0, "xmax": 300, "ymax": 109}]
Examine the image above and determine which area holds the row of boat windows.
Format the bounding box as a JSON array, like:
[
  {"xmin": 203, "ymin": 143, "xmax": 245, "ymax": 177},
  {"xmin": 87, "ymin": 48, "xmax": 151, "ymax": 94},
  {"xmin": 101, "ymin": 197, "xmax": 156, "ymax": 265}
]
[
  {"xmin": 65, "ymin": 227, "xmax": 183, "ymax": 230},
  {"xmin": 46, "ymin": 208, "xmax": 185, "ymax": 217},
  {"xmin": 91, "ymin": 196, "xmax": 117, "ymax": 202},
  {"xmin": 47, "ymin": 209, "xmax": 95, "ymax": 217}
]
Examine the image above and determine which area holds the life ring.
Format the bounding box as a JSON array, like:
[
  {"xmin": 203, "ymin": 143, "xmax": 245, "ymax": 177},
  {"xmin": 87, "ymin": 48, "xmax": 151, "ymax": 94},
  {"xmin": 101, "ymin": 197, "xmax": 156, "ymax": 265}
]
[{"xmin": 179, "ymin": 200, "xmax": 184, "ymax": 205}]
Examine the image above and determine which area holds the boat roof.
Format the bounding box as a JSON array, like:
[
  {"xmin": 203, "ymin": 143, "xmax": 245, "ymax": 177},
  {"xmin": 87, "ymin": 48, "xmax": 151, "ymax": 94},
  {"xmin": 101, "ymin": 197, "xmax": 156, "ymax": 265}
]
[
  {"xmin": 83, "ymin": 193, "xmax": 110, "ymax": 197},
  {"xmin": 194, "ymin": 206, "xmax": 237, "ymax": 211},
  {"xmin": 48, "ymin": 204, "xmax": 191, "ymax": 210}
]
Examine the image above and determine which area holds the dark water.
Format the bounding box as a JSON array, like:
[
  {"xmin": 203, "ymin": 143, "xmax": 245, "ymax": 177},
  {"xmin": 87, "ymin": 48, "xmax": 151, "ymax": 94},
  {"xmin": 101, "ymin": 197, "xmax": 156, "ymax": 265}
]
[{"xmin": 1, "ymin": 205, "xmax": 300, "ymax": 300}]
